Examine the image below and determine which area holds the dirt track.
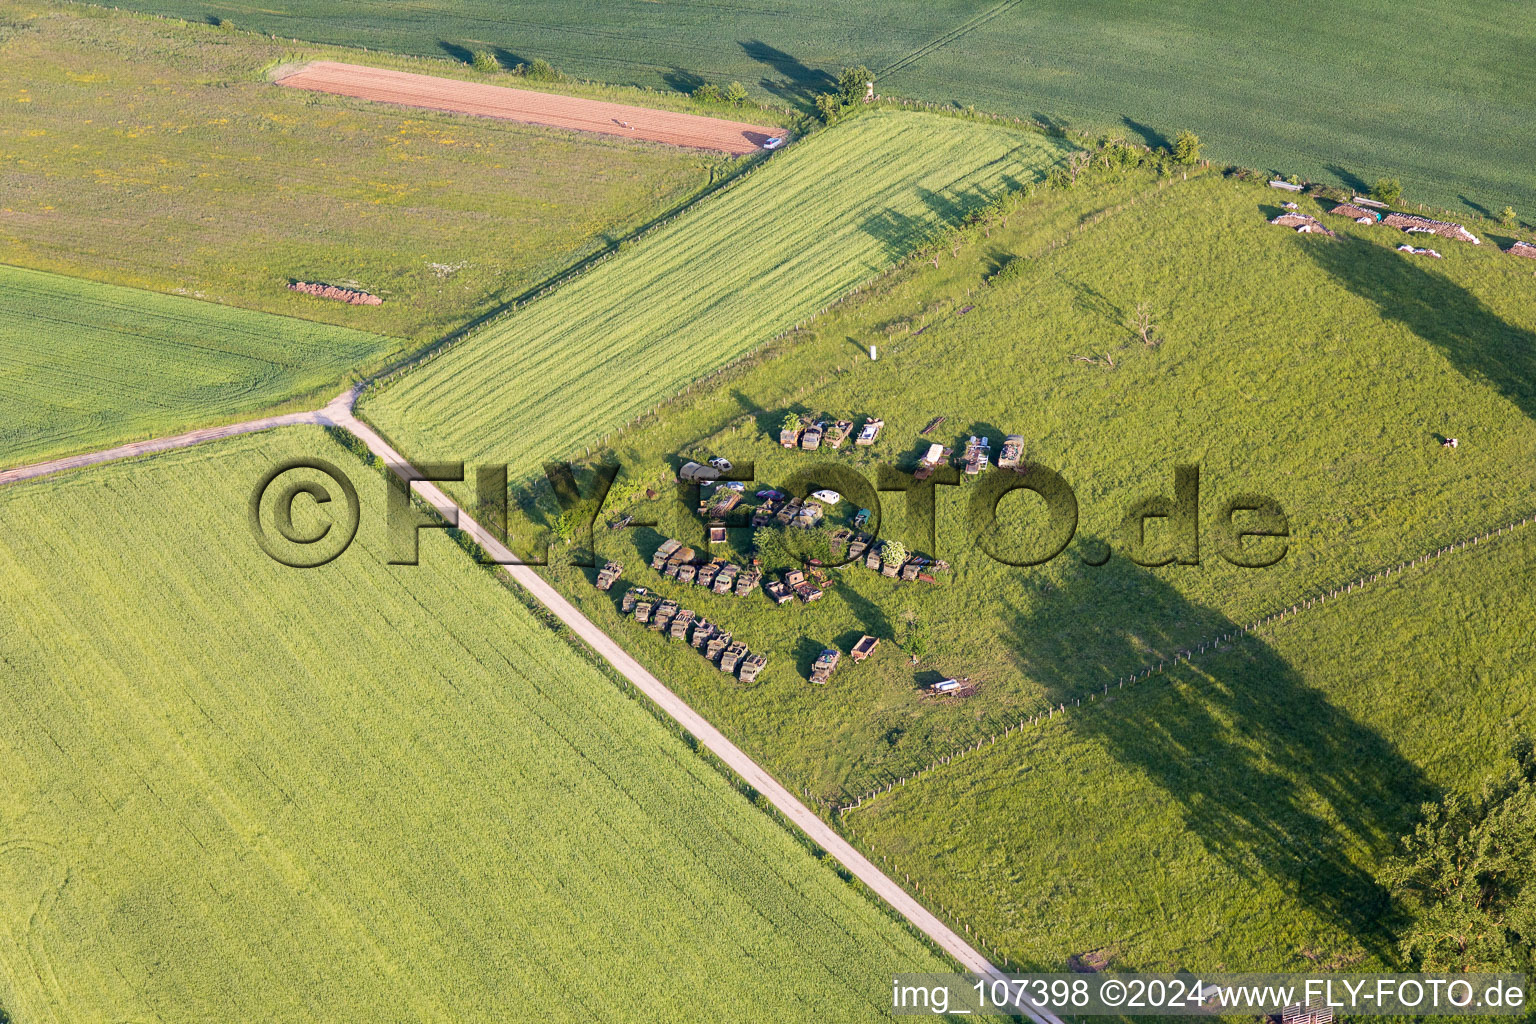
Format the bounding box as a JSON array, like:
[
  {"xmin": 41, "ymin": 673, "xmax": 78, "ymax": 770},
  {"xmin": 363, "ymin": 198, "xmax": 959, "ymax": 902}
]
[{"xmin": 277, "ymin": 61, "xmax": 779, "ymax": 155}]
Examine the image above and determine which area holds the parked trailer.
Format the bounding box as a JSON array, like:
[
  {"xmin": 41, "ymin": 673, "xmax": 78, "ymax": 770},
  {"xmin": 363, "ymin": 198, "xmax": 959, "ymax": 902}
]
[{"xmin": 851, "ymin": 635, "xmax": 879, "ymax": 662}]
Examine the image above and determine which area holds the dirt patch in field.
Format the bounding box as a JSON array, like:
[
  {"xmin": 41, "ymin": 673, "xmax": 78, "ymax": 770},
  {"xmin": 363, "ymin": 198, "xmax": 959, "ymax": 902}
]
[{"xmin": 276, "ymin": 61, "xmax": 780, "ymax": 155}]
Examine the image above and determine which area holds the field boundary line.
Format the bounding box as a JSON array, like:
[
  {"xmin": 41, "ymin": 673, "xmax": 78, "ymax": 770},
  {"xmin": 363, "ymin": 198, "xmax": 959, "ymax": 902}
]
[{"xmin": 837, "ymin": 510, "xmax": 1536, "ymax": 812}]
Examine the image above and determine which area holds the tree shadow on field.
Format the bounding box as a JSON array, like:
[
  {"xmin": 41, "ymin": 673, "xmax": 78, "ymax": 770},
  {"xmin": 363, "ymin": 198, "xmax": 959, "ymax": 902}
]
[
  {"xmin": 1120, "ymin": 116, "xmax": 1168, "ymax": 151},
  {"xmin": 438, "ymin": 40, "xmax": 475, "ymax": 65},
  {"xmin": 1325, "ymin": 164, "xmax": 1370, "ymax": 196},
  {"xmin": 492, "ymin": 46, "xmax": 531, "ymax": 69},
  {"xmin": 860, "ymin": 207, "xmax": 934, "ymax": 261},
  {"xmin": 662, "ymin": 66, "xmax": 705, "ymax": 94},
  {"xmin": 1303, "ymin": 234, "xmax": 1536, "ymax": 425},
  {"xmin": 1004, "ymin": 556, "xmax": 1433, "ymax": 959},
  {"xmin": 739, "ymin": 40, "xmax": 836, "ymax": 107}
]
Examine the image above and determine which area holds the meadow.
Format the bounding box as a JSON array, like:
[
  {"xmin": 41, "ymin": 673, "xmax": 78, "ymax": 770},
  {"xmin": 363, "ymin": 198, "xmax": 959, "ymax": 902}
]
[
  {"xmin": 359, "ymin": 110, "xmax": 1069, "ymax": 491},
  {"xmin": 92, "ymin": 0, "xmax": 1536, "ymax": 216},
  {"xmin": 0, "ymin": 264, "xmax": 392, "ymax": 466},
  {"xmin": 845, "ymin": 524, "xmax": 1536, "ymax": 973},
  {"xmin": 537, "ymin": 168, "xmax": 1536, "ymax": 807},
  {"xmin": 0, "ymin": 426, "xmax": 953, "ymax": 1023},
  {"xmin": 0, "ymin": 0, "xmax": 725, "ymax": 343}
]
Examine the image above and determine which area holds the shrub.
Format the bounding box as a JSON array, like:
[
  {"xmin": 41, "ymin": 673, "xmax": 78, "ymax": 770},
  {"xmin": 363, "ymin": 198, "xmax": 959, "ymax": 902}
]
[
  {"xmin": 814, "ymin": 92, "xmax": 846, "ymax": 125},
  {"xmin": 880, "ymin": 539, "xmax": 908, "ymax": 567},
  {"xmin": 725, "ymin": 81, "xmax": 748, "ymax": 106},
  {"xmin": 525, "ymin": 58, "xmax": 559, "ymax": 82},
  {"xmin": 1172, "ymin": 129, "xmax": 1201, "ymax": 165},
  {"xmin": 1371, "ymin": 176, "xmax": 1403, "ymax": 204},
  {"xmin": 1045, "ymin": 166, "xmax": 1073, "ymax": 190},
  {"xmin": 692, "ymin": 83, "xmax": 722, "ymax": 103},
  {"xmin": 470, "ymin": 50, "xmax": 498, "ymax": 73},
  {"xmin": 1500, "ymin": 206, "xmax": 1517, "ymax": 225}
]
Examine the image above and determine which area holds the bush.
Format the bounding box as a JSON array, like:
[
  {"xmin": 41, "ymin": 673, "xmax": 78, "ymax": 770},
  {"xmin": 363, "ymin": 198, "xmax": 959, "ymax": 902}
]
[
  {"xmin": 725, "ymin": 81, "xmax": 748, "ymax": 106},
  {"xmin": 1501, "ymin": 206, "xmax": 1517, "ymax": 225},
  {"xmin": 1172, "ymin": 129, "xmax": 1201, "ymax": 165},
  {"xmin": 1371, "ymin": 176, "xmax": 1403, "ymax": 204},
  {"xmin": 692, "ymin": 83, "xmax": 722, "ymax": 103},
  {"xmin": 1045, "ymin": 166, "xmax": 1073, "ymax": 190},
  {"xmin": 525, "ymin": 58, "xmax": 559, "ymax": 82},
  {"xmin": 470, "ymin": 50, "xmax": 498, "ymax": 73},
  {"xmin": 814, "ymin": 92, "xmax": 847, "ymax": 125}
]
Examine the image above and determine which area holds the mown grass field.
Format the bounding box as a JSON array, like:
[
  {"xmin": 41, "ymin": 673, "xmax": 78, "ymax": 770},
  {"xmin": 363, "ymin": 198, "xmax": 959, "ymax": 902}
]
[
  {"xmin": 537, "ymin": 168, "xmax": 1536, "ymax": 806},
  {"xmin": 92, "ymin": 0, "xmax": 1536, "ymax": 216},
  {"xmin": 0, "ymin": 426, "xmax": 953, "ymax": 1023},
  {"xmin": 0, "ymin": 264, "xmax": 392, "ymax": 466},
  {"xmin": 0, "ymin": 0, "xmax": 726, "ymax": 342},
  {"xmin": 359, "ymin": 110, "xmax": 1069, "ymax": 489},
  {"xmin": 846, "ymin": 524, "xmax": 1536, "ymax": 973}
]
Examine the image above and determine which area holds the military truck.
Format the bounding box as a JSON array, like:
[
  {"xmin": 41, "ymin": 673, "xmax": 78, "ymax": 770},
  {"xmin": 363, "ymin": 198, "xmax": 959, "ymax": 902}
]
[
  {"xmin": 809, "ymin": 648, "xmax": 840, "ymax": 685},
  {"xmin": 650, "ymin": 599, "xmax": 679, "ymax": 632},
  {"xmin": 738, "ymin": 652, "xmax": 767, "ymax": 683},
  {"xmin": 705, "ymin": 631, "xmax": 732, "ymax": 662},
  {"xmin": 690, "ymin": 619, "xmax": 716, "ymax": 649},
  {"xmin": 669, "ymin": 608, "xmax": 695, "ymax": 641},
  {"xmin": 855, "ymin": 417, "xmax": 884, "ymax": 446},
  {"xmin": 697, "ymin": 562, "xmax": 720, "ymax": 589},
  {"xmin": 595, "ymin": 561, "xmax": 623, "ymax": 590},
  {"xmin": 997, "ymin": 435, "xmax": 1025, "ymax": 470},
  {"xmin": 800, "ymin": 421, "xmax": 824, "ymax": 450},
  {"xmin": 719, "ymin": 642, "xmax": 749, "ymax": 673},
  {"xmin": 633, "ymin": 597, "xmax": 655, "ymax": 626},
  {"xmin": 712, "ymin": 564, "xmax": 739, "ymax": 595},
  {"xmin": 620, "ymin": 586, "xmax": 647, "ymax": 614},
  {"xmin": 734, "ymin": 568, "xmax": 761, "ymax": 596},
  {"xmin": 824, "ymin": 420, "xmax": 854, "ymax": 448},
  {"xmin": 677, "ymin": 564, "xmax": 696, "ymax": 585},
  {"xmin": 650, "ymin": 538, "xmax": 681, "ymax": 570}
]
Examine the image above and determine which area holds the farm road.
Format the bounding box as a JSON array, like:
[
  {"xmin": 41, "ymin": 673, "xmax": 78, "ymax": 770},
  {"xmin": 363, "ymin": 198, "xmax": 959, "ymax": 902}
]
[
  {"xmin": 1, "ymin": 392, "xmax": 1061, "ymax": 1024},
  {"xmin": 278, "ymin": 61, "xmax": 779, "ymax": 155}
]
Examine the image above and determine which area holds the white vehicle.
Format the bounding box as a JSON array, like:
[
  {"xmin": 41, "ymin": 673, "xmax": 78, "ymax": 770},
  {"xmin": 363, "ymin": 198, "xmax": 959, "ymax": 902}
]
[
  {"xmin": 810, "ymin": 489, "xmax": 840, "ymax": 505},
  {"xmin": 762, "ymin": 136, "xmax": 786, "ymax": 150},
  {"xmin": 708, "ymin": 456, "xmax": 733, "ymax": 471}
]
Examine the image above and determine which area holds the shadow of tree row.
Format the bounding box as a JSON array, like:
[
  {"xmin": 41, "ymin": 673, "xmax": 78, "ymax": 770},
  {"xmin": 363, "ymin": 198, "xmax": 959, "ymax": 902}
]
[{"xmin": 1006, "ymin": 555, "xmax": 1432, "ymax": 958}]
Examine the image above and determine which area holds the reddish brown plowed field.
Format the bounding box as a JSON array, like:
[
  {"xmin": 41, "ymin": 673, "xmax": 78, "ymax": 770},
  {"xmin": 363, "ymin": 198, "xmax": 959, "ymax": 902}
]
[{"xmin": 277, "ymin": 61, "xmax": 780, "ymax": 155}]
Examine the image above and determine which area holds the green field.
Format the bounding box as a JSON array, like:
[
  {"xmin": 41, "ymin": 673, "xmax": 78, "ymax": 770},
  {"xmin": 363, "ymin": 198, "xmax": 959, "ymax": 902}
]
[
  {"xmin": 359, "ymin": 110, "xmax": 1069, "ymax": 489},
  {"xmin": 537, "ymin": 167, "xmax": 1536, "ymax": 802},
  {"xmin": 0, "ymin": 264, "xmax": 393, "ymax": 466},
  {"xmin": 846, "ymin": 524, "xmax": 1536, "ymax": 973},
  {"xmin": 0, "ymin": 0, "xmax": 724, "ymax": 342},
  {"xmin": 90, "ymin": 0, "xmax": 1536, "ymax": 216},
  {"xmin": 0, "ymin": 426, "xmax": 952, "ymax": 1023}
]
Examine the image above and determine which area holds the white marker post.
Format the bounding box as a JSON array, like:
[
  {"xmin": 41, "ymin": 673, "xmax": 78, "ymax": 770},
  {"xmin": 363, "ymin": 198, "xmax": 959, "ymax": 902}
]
[{"xmin": 870, "ymin": 344, "xmax": 878, "ymax": 360}]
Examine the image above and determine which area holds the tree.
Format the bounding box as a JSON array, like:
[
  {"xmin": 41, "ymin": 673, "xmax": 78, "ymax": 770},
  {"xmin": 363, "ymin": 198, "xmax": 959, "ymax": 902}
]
[
  {"xmin": 692, "ymin": 83, "xmax": 722, "ymax": 102},
  {"xmin": 1382, "ymin": 737, "xmax": 1536, "ymax": 973},
  {"xmin": 1371, "ymin": 176, "xmax": 1403, "ymax": 204},
  {"xmin": 724, "ymin": 81, "xmax": 748, "ymax": 106},
  {"xmin": 1129, "ymin": 301, "xmax": 1158, "ymax": 346},
  {"xmin": 1501, "ymin": 206, "xmax": 1518, "ymax": 225},
  {"xmin": 1172, "ymin": 129, "xmax": 1201, "ymax": 164},
  {"xmin": 879, "ymin": 539, "xmax": 908, "ymax": 568},
  {"xmin": 470, "ymin": 50, "xmax": 498, "ymax": 73},
  {"xmin": 1067, "ymin": 149, "xmax": 1091, "ymax": 183},
  {"xmin": 780, "ymin": 411, "xmax": 801, "ymax": 434},
  {"xmin": 837, "ymin": 65, "xmax": 873, "ymax": 105}
]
